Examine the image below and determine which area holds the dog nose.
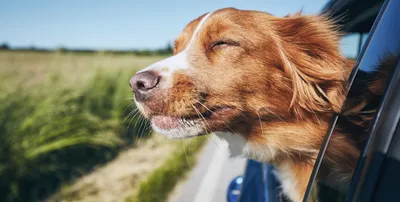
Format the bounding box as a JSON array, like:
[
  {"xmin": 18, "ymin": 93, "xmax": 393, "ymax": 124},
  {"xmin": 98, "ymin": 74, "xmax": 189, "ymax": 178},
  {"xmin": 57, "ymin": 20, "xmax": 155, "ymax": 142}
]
[{"xmin": 129, "ymin": 71, "xmax": 160, "ymax": 101}]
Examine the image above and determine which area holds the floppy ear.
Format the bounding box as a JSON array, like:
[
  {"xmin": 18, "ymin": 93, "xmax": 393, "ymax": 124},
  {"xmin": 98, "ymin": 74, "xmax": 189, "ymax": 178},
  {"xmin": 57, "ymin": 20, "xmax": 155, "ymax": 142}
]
[{"xmin": 271, "ymin": 14, "xmax": 353, "ymax": 117}]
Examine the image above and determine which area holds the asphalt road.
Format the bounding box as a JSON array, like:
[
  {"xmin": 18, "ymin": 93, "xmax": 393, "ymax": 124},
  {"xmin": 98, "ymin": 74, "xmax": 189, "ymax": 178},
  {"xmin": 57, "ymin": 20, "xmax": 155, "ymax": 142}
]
[{"xmin": 171, "ymin": 136, "xmax": 247, "ymax": 202}]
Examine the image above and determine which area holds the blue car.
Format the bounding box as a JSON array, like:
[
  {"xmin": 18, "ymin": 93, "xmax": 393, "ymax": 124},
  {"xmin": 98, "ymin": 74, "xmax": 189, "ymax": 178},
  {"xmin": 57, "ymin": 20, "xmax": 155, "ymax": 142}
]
[{"xmin": 228, "ymin": 0, "xmax": 400, "ymax": 201}]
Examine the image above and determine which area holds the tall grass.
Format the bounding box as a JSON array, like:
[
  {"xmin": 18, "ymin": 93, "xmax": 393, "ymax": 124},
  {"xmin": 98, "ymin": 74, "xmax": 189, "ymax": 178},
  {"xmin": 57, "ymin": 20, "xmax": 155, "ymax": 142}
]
[{"xmin": 0, "ymin": 52, "xmax": 159, "ymax": 202}]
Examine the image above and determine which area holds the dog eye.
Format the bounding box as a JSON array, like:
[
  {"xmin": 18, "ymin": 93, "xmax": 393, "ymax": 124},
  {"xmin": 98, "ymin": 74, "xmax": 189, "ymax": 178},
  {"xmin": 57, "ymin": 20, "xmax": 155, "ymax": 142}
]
[{"xmin": 211, "ymin": 39, "xmax": 239, "ymax": 50}]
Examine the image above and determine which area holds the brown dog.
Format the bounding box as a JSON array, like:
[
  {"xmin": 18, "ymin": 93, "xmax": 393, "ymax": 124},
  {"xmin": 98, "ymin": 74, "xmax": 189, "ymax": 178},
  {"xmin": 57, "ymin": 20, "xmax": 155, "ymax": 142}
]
[{"xmin": 129, "ymin": 8, "xmax": 388, "ymax": 201}]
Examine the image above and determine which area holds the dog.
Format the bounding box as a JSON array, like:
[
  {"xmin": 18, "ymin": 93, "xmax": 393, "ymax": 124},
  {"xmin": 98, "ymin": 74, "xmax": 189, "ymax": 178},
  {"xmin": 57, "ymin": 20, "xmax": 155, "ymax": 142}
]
[{"xmin": 129, "ymin": 8, "xmax": 389, "ymax": 202}]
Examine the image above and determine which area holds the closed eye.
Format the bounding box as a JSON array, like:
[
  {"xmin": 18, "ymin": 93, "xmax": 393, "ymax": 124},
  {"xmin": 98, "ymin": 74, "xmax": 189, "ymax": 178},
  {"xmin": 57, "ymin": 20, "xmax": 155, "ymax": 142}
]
[{"xmin": 211, "ymin": 39, "xmax": 240, "ymax": 50}]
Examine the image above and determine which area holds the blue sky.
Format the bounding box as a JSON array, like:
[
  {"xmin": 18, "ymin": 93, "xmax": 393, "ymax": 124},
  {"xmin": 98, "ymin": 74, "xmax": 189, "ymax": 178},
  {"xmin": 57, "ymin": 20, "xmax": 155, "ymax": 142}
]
[{"xmin": 0, "ymin": 0, "xmax": 359, "ymax": 56}]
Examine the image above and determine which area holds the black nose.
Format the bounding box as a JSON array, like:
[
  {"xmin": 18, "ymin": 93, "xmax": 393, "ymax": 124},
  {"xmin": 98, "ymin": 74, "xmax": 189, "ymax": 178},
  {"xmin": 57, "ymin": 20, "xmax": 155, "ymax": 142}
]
[{"xmin": 129, "ymin": 71, "xmax": 160, "ymax": 101}]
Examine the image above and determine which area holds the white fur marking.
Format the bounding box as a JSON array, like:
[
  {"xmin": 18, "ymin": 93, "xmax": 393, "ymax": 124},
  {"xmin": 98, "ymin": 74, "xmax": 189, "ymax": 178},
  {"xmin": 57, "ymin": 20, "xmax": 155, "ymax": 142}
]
[
  {"xmin": 214, "ymin": 132, "xmax": 278, "ymax": 161},
  {"xmin": 151, "ymin": 120, "xmax": 203, "ymax": 139},
  {"xmin": 185, "ymin": 12, "xmax": 214, "ymax": 51},
  {"xmin": 274, "ymin": 162, "xmax": 302, "ymax": 202},
  {"xmin": 138, "ymin": 12, "xmax": 214, "ymax": 75},
  {"xmin": 214, "ymin": 132, "xmax": 247, "ymax": 157}
]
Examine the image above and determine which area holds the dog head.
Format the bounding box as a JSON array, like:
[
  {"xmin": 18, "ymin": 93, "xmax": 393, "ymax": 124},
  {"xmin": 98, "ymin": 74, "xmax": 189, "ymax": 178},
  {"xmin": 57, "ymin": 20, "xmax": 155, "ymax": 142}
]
[{"xmin": 130, "ymin": 8, "xmax": 351, "ymax": 160}]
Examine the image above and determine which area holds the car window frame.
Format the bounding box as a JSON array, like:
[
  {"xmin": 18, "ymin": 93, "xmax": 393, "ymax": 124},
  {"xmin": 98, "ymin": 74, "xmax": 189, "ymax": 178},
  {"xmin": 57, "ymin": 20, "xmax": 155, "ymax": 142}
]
[
  {"xmin": 371, "ymin": 92, "xmax": 400, "ymax": 201},
  {"xmin": 302, "ymin": 0, "xmax": 396, "ymax": 201}
]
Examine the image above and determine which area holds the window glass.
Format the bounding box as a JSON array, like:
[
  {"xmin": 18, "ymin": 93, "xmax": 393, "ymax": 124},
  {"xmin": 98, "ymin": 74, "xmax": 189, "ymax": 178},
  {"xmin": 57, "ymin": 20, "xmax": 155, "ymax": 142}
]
[
  {"xmin": 340, "ymin": 33, "xmax": 369, "ymax": 59},
  {"xmin": 307, "ymin": 0, "xmax": 400, "ymax": 201}
]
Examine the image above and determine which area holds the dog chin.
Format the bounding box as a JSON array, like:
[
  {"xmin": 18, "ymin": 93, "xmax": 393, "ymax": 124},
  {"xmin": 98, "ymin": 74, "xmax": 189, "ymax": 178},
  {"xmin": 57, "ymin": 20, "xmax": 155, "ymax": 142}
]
[{"xmin": 151, "ymin": 121, "xmax": 203, "ymax": 139}]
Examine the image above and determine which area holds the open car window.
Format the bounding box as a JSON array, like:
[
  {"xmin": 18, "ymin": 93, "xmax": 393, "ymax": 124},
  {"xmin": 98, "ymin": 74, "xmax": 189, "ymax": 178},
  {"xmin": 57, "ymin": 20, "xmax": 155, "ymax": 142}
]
[{"xmin": 304, "ymin": 0, "xmax": 400, "ymax": 201}]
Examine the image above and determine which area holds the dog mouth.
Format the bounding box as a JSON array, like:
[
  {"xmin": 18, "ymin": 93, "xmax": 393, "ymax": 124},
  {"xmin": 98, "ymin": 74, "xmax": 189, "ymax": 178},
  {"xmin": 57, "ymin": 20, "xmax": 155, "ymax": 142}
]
[{"xmin": 150, "ymin": 106, "xmax": 238, "ymax": 133}]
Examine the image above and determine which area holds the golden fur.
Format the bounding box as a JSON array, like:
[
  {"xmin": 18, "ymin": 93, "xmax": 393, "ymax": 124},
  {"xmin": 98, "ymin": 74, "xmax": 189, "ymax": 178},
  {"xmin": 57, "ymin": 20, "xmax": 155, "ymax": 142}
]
[{"xmin": 131, "ymin": 8, "xmax": 391, "ymax": 201}]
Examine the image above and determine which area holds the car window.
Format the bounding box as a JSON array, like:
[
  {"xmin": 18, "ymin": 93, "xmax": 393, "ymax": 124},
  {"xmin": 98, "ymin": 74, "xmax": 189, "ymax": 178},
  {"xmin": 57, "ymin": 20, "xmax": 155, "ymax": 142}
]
[
  {"xmin": 340, "ymin": 33, "xmax": 369, "ymax": 59},
  {"xmin": 305, "ymin": 0, "xmax": 400, "ymax": 201}
]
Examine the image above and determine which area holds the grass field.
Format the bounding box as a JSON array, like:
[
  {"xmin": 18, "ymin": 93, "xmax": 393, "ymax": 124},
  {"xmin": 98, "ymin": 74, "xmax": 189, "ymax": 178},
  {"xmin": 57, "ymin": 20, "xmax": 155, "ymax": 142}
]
[{"xmin": 0, "ymin": 51, "xmax": 170, "ymax": 202}]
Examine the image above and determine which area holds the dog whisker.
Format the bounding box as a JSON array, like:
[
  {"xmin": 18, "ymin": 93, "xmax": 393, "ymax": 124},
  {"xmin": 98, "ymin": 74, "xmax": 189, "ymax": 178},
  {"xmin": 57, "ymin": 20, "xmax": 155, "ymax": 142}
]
[
  {"xmin": 123, "ymin": 102, "xmax": 135, "ymax": 113},
  {"xmin": 192, "ymin": 104, "xmax": 212, "ymax": 133},
  {"xmin": 194, "ymin": 100, "xmax": 236, "ymax": 134},
  {"xmin": 122, "ymin": 108, "xmax": 138, "ymax": 124},
  {"xmin": 256, "ymin": 111, "xmax": 265, "ymax": 136}
]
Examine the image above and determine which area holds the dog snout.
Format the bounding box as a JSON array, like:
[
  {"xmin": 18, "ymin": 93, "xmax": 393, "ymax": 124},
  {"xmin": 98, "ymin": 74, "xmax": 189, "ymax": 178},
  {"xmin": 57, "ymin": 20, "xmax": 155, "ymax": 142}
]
[{"xmin": 130, "ymin": 71, "xmax": 161, "ymax": 102}]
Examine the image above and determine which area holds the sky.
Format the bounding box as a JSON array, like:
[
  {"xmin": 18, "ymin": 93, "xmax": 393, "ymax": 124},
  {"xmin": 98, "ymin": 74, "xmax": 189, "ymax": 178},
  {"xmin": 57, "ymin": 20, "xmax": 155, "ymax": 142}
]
[{"xmin": 0, "ymin": 0, "xmax": 360, "ymax": 56}]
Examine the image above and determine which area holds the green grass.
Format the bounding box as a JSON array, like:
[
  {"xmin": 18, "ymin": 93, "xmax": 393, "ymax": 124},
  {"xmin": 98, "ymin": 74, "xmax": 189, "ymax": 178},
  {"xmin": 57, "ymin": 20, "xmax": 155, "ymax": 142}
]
[
  {"xmin": 126, "ymin": 137, "xmax": 207, "ymax": 202},
  {"xmin": 0, "ymin": 51, "xmax": 164, "ymax": 202}
]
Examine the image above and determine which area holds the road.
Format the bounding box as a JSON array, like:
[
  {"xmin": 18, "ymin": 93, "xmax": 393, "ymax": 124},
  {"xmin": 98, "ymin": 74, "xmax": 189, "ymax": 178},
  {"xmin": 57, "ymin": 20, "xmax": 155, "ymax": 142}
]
[{"xmin": 170, "ymin": 135, "xmax": 247, "ymax": 202}]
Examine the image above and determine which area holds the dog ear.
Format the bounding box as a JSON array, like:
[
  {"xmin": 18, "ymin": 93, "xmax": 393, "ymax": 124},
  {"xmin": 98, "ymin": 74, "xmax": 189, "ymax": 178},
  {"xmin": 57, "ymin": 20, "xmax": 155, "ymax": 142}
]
[{"xmin": 272, "ymin": 14, "xmax": 353, "ymax": 117}]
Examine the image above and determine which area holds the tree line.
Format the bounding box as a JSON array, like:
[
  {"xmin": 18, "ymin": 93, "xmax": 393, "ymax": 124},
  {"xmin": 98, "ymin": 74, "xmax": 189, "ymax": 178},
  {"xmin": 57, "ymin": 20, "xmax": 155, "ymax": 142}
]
[{"xmin": 0, "ymin": 42, "xmax": 173, "ymax": 56}]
